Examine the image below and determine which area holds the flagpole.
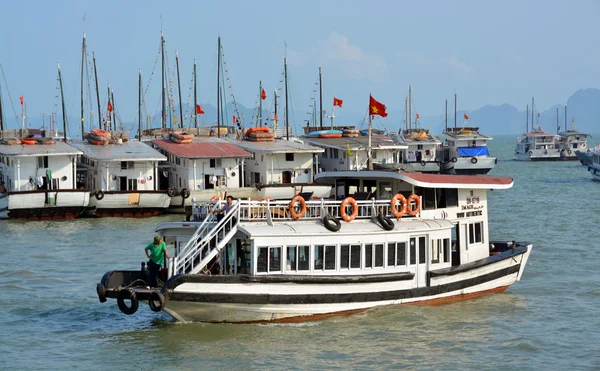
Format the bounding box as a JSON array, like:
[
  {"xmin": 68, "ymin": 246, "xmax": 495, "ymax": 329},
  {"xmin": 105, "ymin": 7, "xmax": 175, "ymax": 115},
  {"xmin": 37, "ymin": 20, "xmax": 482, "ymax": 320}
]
[
  {"xmin": 368, "ymin": 105, "xmax": 373, "ymax": 170},
  {"xmin": 319, "ymin": 66, "xmax": 323, "ymax": 130},
  {"xmin": 258, "ymin": 81, "xmax": 262, "ymax": 128},
  {"xmin": 193, "ymin": 59, "xmax": 198, "ymax": 129}
]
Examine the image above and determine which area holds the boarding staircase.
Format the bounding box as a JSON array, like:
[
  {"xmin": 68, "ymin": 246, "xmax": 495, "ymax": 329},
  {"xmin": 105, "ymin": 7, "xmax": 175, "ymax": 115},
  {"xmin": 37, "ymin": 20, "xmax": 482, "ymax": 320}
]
[{"xmin": 171, "ymin": 202, "xmax": 240, "ymax": 276}]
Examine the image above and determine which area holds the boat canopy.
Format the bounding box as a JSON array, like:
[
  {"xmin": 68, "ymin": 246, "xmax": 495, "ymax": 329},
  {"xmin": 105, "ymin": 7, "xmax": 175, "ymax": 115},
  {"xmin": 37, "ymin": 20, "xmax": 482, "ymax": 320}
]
[{"xmin": 457, "ymin": 146, "xmax": 489, "ymax": 157}]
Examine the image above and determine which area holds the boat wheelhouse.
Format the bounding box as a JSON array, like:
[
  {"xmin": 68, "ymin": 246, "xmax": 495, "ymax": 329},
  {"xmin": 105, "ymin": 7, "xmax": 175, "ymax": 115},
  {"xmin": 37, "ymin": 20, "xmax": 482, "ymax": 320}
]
[
  {"xmin": 440, "ymin": 127, "xmax": 496, "ymax": 174},
  {"xmin": 70, "ymin": 140, "xmax": 170, "ymax": 217},
  {"xmin": 557, "ymin": 130, "xmax": 590, "ymax": 161},
  {"xmin": 303, "ymin": 135, "xmax": 409, "ymax": 173},
  {"xmin": 97, "ymin": 170, "xmax": 531, "ymax": 323},
  {"xmin": 390, "ymin": 129, "xmax": 443, "ymax": 173},
  {"xmin": 151, "ymin": 137, "xmax": 252, "ymax": 210},
  {"xmin": 0, "ymin": 140, "xmax": 89, "ymax": 219}
]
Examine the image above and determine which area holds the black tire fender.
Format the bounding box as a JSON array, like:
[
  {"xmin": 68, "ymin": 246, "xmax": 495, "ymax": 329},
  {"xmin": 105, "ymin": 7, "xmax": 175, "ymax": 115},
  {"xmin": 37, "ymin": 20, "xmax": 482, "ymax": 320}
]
[
  {"xmin": 148, "ymin": 291, "xmax": 165, "ymax": 312},
  {"xmin": 451, "ymin": 157, "xmax": 458, "ymax": 163},
  {"xmin": 377, "ymin": 213, "xmax": 395, "ymax": 231},
  {"xmin": 180, "ymin": 188, "xmax": 191, "ymax": 199},
  {"xmin": 117, "ymin": 289, "xmax": 139, "ymax": 315},
  {"xmin": 95, "ymin": 190, "xmax": 105, "ymax": 200},
  {"xmin": 323, "ymin": 215, "xmax": 341, "ymax": 232},
  {"xmin": 167, "ymin": 188, "xmax": 176, "ymax": 197},
  {"xmin": 420, "ymin": 161, "xmax": 426, "ymax": 167},
  {"xmin": 471, "ymin": 157, "xmax": 478, "ymax": 164},
  {"xmin": 96, "ymin": 283, "xmax": 107, "ymax": 303}
]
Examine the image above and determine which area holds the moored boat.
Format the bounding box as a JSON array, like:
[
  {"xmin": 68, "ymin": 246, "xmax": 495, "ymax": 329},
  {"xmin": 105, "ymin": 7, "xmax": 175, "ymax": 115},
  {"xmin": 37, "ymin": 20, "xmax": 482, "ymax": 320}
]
[{"xmin": 97, "ymin": 170, "xmax": 532, "ymax": 323}]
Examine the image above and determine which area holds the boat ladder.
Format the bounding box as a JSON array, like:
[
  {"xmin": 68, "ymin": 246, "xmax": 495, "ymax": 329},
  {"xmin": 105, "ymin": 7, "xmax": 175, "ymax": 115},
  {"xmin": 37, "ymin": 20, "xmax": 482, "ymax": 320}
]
[{"xmin": 171, "ymin": 202, "xmax": 240, "ymax": 276}]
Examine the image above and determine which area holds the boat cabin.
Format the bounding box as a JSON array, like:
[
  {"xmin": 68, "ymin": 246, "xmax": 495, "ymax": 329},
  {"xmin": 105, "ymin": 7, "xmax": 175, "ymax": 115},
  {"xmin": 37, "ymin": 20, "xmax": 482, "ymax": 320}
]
[
  {"xmin": 558, "ymin": 130, "xmax": 590, "ymax": 158},
  {"xmin": 234, "ymin": 138, "xmax": 323, "ymax": 186},
  {"xmin": 302, "ymin": 135, "xmax": 407, "ymax": 172}
]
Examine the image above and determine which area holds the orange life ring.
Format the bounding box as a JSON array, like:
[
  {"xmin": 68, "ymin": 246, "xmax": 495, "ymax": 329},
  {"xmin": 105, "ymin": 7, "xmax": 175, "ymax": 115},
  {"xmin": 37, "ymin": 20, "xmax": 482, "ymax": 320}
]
[
  {"xmin": 340, "ymin": 197, "xmax": 358, "ymax": 222},
  {"xmin": 245, "ymin": 127, "xmax": 270, "ymax": 137},
  {"xmin": 210, "ymin": 195, "xmax": 220, "ymax": 201},
  {"xmin": 91, "ymin": 129, "xmax": 110, "ymax": 137},
  {"xmin": 289, "ymin": 195, "xmax": 306, "ymax": 219},
  {"xmin": 390, "ymin": 194, "xmax": 407, "ymax": 218},
  {"xmin": 406, "ymin": 194, "xmax": 421, "ymax": 216},
  {"xmin": 20, "ymin": 138, "xmax": 37, "ymax": 145}
]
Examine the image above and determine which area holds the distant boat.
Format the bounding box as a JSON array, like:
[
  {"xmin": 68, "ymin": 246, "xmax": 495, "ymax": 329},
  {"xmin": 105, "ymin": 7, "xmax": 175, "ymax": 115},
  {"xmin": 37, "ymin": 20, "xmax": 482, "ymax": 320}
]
[
  {"xmin": 576, "ymin": 144, "xmax": 600, "ymax": 165},
  {"xmin": 515, "ymin": 98, "xmax": 562, "ymax": 161}
]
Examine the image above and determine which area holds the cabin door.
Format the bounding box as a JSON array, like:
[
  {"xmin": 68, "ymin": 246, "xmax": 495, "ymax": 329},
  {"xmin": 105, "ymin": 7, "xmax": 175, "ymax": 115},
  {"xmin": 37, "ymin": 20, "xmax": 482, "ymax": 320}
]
[
  {"xmin": 411, "ymin": 236, "xmax": 428, "ymax": 287},
  {"xmin": 282, "ymin": 171, "xmax": 292, "ymax": 184}
]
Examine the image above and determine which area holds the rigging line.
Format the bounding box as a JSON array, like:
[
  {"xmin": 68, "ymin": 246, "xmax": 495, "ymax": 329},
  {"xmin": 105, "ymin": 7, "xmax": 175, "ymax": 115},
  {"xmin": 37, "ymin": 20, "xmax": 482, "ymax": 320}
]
[
  {"xmin": 220, "ymin": 43, "xmax": 242, "ymax": 126},
  {"xmin": 0, "ymin": 62, "xmax": 20, "ymax": 127}
]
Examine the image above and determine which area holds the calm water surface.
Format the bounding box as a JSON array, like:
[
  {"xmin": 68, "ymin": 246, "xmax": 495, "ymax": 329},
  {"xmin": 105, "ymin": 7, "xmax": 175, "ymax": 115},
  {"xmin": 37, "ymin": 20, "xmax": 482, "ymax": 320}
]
[{"xmin": 1, "ymin": 135, "xmax": 600, "ymax": 370}]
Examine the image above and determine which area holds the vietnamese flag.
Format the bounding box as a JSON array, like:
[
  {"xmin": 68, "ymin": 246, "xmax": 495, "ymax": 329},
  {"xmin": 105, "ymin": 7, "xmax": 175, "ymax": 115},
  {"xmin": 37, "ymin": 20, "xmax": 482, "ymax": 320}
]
[
  {"xmin": 274, "ymin": 113, "xmax": 278, "ymax": 122},
  {"xmin": 261, "ymin": 89, "xmax": 267, "ymax": 100},
  {"xmin": 196, "ymin": 104, "xmax": 204, "ymax": 114},
  {"xmin": 333, "ymin": 97, "xmax": 343, "ymax": 107},
  {"xmin": 233, "ymin": 116, "xmax": 237, "ymax": 124},
  {"xmin": 369, "ymin": 95, "xmax": 387, "ymax": 117},
  {"xmin": 107, "ymin": 101, "xmax": 113, "ymax": 112},
  {"xmin": 19, "ymin": 96, "xmax": 24, "ymax": 105},
  {"xmin": 463, "ymin": 113, "xmax": 469, "ymax": 120},
  {"xmin": 415, "ymin": 113, "xmax": 419, "ymax": 119}
]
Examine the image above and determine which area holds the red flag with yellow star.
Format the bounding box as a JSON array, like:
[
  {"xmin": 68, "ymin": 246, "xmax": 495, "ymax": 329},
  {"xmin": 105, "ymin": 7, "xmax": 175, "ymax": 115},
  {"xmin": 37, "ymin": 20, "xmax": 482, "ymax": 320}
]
[{"xmin": 369, "ymin": 95, "xmax": 387, "ymax": 118}]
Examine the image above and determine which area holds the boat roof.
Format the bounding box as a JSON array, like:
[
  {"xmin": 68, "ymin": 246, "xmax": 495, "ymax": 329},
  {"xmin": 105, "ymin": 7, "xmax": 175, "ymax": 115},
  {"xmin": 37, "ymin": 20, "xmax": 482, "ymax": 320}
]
[
  {"xmin": 302, "ymin": 136, "xmax": 407, "ymax": 151},
  {"xmin": 558, "ymin": 130, "xmax": 590, "ymax": 137},
  {"xmin": 0, "ymin": 141, "xmax": 82, "ymax": 157},
  {"xmin": 315, "ymin": 170, "xmax": 513, "ymax": 189},
  {"xmin": 238, "ymin": 219, "xmax": 453, "ymax": 238},
  {"xmin": 70, "ymin": 140, "xmax": 166, "ymax": 162},
  {"xmin": 523, "ymin": 131, "xmax": 557, "ymax": 137},
  {"xmin": 441, "ymin": 128, "xmax": 492, "ymax": 140},
  {"xmin": 234, "ymin": 138, "xmax": 324, "ymax": 154},
  {"xmin": 152, "ymin": 137, "xmax": 251, "ymax": 159}
]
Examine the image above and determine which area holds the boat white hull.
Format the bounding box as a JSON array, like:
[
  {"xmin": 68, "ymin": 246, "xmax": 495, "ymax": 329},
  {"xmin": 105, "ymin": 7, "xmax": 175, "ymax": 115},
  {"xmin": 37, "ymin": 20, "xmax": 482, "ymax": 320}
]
[
  {"xmin": 515, "ymin": 148, "xmax": 562, "ymax": 161},
  {"xmin": 87, "ymin": 191, "xmax": 171, "ymax": 217},
  {"xmin": 453, "ymin": 157, "xmax": 496, "ymax": 175},
  {"xmin": 163, "ymin": 245, "xmax": 531, "ymax": 323},
  {"xmin": 0, "ymin": 190, "xmax": 90, "ymax": 220}
]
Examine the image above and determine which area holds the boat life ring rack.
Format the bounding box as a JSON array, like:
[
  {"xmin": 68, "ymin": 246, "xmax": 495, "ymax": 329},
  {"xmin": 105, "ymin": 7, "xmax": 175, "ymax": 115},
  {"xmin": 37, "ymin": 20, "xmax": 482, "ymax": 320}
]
[
  {"xmin": 289, "ymin": 195, "xmax": 306, "ymax": 219},
  {"xmin": 340, "ymin": 197, "xmax": 359, "ymax": 222},
  {"xmin": 390, "ymin": 194, "xmax": 407, "ymax": 218}
]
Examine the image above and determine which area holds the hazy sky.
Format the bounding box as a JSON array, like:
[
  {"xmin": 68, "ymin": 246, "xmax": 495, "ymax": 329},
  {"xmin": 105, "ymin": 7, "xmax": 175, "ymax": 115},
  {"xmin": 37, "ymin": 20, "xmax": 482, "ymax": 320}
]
[{"xmin": 1, "ymin": 0, "xmax": 599, "ymax": 131}]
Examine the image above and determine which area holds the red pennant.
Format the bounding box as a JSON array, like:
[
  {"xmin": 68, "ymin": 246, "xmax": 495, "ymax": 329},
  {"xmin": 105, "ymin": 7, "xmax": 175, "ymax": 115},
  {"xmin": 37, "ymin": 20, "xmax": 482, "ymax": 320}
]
[
  {"xmin": 274, "ymin": 113, "xmax": 278, "ymax": 122},
  {"xmin": 196, "ymin": 104, "xmax": 204, "ymax": 114},
  {"xmin": 19, "ymin": 96, "xmax": 24, "ymax": 105},
  {"xmin": 416, "ymin": 113, "xmax": 419, "ymax": 119},
  {"xmin": 107, "ymin": 101, "xmax": 113, "ymax": 112},
  {"xmin": 463, "ymin": 113, "xmax": 469, "ymax": 120},
  {"xmin": 261, "ymin": 89, "xmax": 267, "ymax": 100},
  {"xmin": 233, "ymin": 116, "xmax": 237, "ymax": 123},
  {"xmin": 333, "ymin": 97, "xmax": 343, "ymax": 107}
]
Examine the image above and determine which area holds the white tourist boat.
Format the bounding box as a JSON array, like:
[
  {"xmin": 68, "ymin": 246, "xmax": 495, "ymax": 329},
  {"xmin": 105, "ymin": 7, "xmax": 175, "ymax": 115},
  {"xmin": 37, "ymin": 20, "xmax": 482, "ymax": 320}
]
[
  {"xmin": 71, "ymin": 139, "xmax": 171, "ymax": 217},
  {"xmin": 0, "ymin": 140, "xmax": 90, "ymax": 220},
  {"xmin": 557, "ymin": 129, "xmax": 590, "ymax": 161},
  {"xmin": 440, "ymin": 127, "xmax": 496, "ymax": 174},
  {"xmin": 97, "ymin": 170, "xmax": 532, "ymax": 323}
]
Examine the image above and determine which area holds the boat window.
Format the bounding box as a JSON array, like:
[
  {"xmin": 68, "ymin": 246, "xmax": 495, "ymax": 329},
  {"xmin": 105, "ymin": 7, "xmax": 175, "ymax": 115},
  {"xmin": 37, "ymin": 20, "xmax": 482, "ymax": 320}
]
[
  {"xmin": 257, "ymin": 246, "xmax": 282, "ymax": 273},
  {"xmin": 365, "ymin": 244, "xmax": 373, "ymax": 268},
  {"xmin": 379, "ymin": 182, "xmax": 392, "ymax": 200},
  {"xmin": 286, "ymin": 153, "xmax": 295, "ymax": 161},
  {"xmin": 341, "ymin": 245, "xmax": 350, "ymax": 269},
  {"xmin": 314, "ymin": 245, "xmax": 324, "ymax": 270},
  {"xmin": 333, "ymin": 149, "xmax": 338, "ymax": 159},
  {"xmin": 409, "ymin": 238, "xmax": 416, "ymax": 265},
  {"xmin": 325, "ymin": 245, "xmax": 336, "ymax": 270},
  {"xmin": 443, "ymin": 239, "xmax": 450, "ymax": 263},
  {"xmin": 286, "ymin": 246, "xmax": 310, "ymax": 272},
  {"xmin": 431, "ymin": 240, "xmax": 440, "ymax": 264},
  {"xmin": 414, "ymin": 186, "xmax": 435, "ymax": 210},
  {"xmin": 469, "ymin": 222, "xmax": 484, "ymax": 244},
  {"xmin": 363, "ymin": 179, "xmax": 377, "ymax": 196},
  {"xmin": 269, "ymin": 247, "xmax": 281, "ymax": 272},
  {"xmin": 257, "ymin": 247, "xmax": 268, "ymax": 273},
  {"xmin": 436, "ymin": 188, "xmax": 458, "ymax": 208},
  {"xmin": 351, "ymin": 245, "xmax": 360, "ymax": 268},
  {"xmin": 314, "ymin": 245, "xmax": 336, "ymax": 271},
  {"xmin": 38, "ymin": 156, "xmax": 49, "ymax": 168},
  {"xmin": 419, "ymin": 237, "xmax": 426, "ymax": 264},
  {"xmin": 374, "ymin": 244, "xmax": 384, "ymax": 267}
]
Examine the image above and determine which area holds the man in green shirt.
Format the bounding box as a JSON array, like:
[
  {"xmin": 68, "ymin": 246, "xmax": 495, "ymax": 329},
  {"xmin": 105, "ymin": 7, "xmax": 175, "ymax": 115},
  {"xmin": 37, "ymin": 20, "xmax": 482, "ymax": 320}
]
[{"xmin": 145, "ymin": 236, "xmax": 169, "ymax": 287}]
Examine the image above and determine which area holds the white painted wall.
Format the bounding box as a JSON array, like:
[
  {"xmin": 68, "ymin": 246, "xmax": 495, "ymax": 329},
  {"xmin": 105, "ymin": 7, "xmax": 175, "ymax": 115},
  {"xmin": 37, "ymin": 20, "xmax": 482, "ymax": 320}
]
[
  {"xmin": 84, "ymin": 159, "xmax": 158, "ymax": 191},
  {"xmin": 244, "ymin": 152, "xmax": 314, "ymax": 186},
  {"xmin": 0, "ymin": 154, "xmax": 76, "ymax": 191},
  {"xmin": 317, "ymin": 148, "xmax": 399, "ymax": 172},
  {"xmin": 170, "ymin": 157, "xmax": 241, "ymax": 190}
]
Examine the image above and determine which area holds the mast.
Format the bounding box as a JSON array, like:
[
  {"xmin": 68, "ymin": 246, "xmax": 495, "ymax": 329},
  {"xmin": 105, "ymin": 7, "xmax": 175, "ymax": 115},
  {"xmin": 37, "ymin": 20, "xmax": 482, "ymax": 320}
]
[
  {"xmin": 445, "ymin": 99, "xmax": 448, "ymax": 131},
  {"xmin": 176, "ymin": 51, "xmax": 183, "ymax": 130},
  {"xmin": 284, "ymin": 57, "xmax": 289, "ymax": 140},
  {"xmin": 565, "ymin": 104, "xmax": 568, "ymax": 131},
  {"xmin": 454, "ymin": 93, "xmax": 457, "ymax": 129},
  {"xmin": 258, "ymin": 81, "xmax": 262, "ymax": 128},
  {"xmin": 20, "ymin": 97, "xmax": 25, "ymax": 137},
  {"xmin": 106, "ymin": 85, "xmax": 111, "ymax": 131},
  {"xmin": 526, "ymin": 104, "xmax": 529, "ymax": 133},
  {"xmin": 319, "ymin": 66, "xmax": 323, "ymax": 129},
  {"xmin": 217, "ymin": 36, "xmax": 221, "ymax": 138},
  {"xmin": 80, "ymin": 32, "xmax": 86, "ymax": 138},
  {"xmin": 57, "ymin": 63, "xmax": 67, "ymax": 141},
  {"xmin": 408, "ymin": 85, "xmax": 412, "ymax": 130},
  {"xmin": 0, "ymin": 80, "xmax": 4, "ymax": 131},
  {"xmin": 531, "ymin": 97, "xmax": 534, "ymax": 130},
  {"xmin": 193, "ymin": 59, "xmax": 198, "ymax": 129},
  {"xmin": 556, "ymin": 107, "xmax": 560, "ymax": 133},
  {"xmin": 404, "ymin": 97, "xmax": 408, "ymax": 132},
  {"xmin": 274, "ymin": 88, "xmax": 278, "ymax": 131},
  {"xmin": 138, "ymin": 69, "xmax": 142, "ymax": 140},
  {"xmin": 112, "ymin": 90, "xmax": 117, "ymax": 130},
  {"xmin": 161, "ymin": 31, "xmax": 166, "ymax": 130},
  {"xmin": 93, "ymin": 53, "xmax": 101, "ymax": 130}
]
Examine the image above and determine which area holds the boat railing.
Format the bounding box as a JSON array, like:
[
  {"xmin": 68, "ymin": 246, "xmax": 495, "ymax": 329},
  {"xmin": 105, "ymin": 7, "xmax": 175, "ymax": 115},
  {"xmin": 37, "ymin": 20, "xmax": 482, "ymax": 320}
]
[
  {"xmin": 192, "ymin": 198, "xmax": 419, "ymax": 222},
  {"xmin": 172, "ymin": 202, "xmax": 240, "ymax": 276}
]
